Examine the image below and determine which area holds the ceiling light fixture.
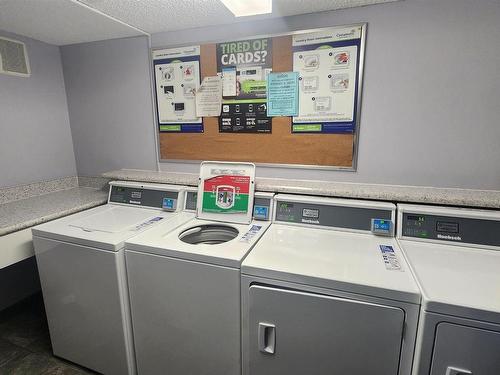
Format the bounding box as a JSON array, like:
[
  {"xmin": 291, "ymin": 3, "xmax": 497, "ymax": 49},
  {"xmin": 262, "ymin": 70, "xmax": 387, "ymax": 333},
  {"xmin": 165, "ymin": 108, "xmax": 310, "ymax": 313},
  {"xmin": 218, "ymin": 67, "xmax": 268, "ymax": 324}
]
[{"xmin": 220, "ymin": 0, "xmax": 272, "ymax": 17}]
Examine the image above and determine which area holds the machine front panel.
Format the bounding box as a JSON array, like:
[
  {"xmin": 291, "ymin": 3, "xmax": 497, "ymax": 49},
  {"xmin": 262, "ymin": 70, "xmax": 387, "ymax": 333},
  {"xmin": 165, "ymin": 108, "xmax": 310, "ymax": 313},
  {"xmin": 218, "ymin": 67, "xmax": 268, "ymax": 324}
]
[
  {"xmin": 110, "ymin": 185, "xmax": 179, "ymax": 210},
  {"xmin": 275, "ymin": 200, "xmax": 392, "ymax": 231},
  {"xmin": 401, "ymin": 212, "xmax": 500, "ymax": 247}
]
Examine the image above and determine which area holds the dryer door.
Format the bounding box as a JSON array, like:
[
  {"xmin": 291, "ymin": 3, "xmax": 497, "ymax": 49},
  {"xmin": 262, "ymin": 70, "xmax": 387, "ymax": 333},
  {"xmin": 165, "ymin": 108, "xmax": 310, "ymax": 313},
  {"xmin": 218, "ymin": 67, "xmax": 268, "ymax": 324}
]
[
  {"xmin": 430, "ymin": 323, "xmax": 500, "ymax": 375},
  {"xmin": 247, "ymin": 285, "xmax": 405, "ymax": 375}
]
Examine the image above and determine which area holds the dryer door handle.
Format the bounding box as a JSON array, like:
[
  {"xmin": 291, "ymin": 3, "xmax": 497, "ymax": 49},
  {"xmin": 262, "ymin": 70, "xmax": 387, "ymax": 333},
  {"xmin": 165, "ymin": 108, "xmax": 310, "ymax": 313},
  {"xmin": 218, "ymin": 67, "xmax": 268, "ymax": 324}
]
[
  {"xmin": 446, "ymin": 367, "xmax": 472, "ymax": 375},
  {"xmin": 258, "ymin": 322, "xmax": 276, "ymax": 354}
]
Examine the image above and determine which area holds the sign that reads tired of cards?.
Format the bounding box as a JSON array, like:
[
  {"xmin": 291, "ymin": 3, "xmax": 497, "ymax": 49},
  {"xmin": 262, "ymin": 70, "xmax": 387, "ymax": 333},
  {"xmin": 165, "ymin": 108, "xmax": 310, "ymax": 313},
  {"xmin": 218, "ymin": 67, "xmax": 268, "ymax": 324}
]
[
  {"xmin": 217, "ymin": 38, "xmax": 271, "ymax": 67},
  {"xmin": 216, "ymin": 38, "xmax": 273, "ymax": 134}
]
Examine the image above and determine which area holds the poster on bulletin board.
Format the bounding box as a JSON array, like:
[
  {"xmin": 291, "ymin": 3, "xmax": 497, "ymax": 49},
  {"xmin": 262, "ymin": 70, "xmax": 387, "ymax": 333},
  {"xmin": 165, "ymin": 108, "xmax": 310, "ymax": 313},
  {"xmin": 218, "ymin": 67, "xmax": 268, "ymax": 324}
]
[
  {"xmin": 156, "ymin": 23, "xmax": 367, "ymax": 170},
  {"xmin": 216, "ymin": 38, "xmax": 273, "ymax": 133},
  {"xmin": 153, "ymin": 45, "xmax": 203, "ymax": 133},
  {"xmin": 292, "ymin": 25, "xmax": 362, "ymax": 134}
]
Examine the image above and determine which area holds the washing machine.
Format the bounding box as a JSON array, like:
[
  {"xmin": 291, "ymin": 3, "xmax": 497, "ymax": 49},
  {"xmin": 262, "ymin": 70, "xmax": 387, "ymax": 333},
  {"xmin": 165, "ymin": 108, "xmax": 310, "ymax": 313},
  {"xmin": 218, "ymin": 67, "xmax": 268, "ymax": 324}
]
[
  {"xmin": 124, "ymin": 161, "xmax": 273, "ymax": 375},
  {"xmin": 31, "ymin": 181, "xmax": 196, "ymax": 375},
  {"xmin": 396, "ymin": 204, "xmax": 500, "ymax": 375},
  {"xmin": 241, "ymin": 194, "xmax": 421, "ymax": 375}
]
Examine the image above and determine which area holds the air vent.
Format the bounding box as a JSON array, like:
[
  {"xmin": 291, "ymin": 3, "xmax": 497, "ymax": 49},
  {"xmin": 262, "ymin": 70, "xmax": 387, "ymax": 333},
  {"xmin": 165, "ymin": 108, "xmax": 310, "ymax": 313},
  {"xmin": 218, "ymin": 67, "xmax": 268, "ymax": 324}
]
[{"xmin": 0, "ymin": 37, "xmax": 30, "ymax": 77}]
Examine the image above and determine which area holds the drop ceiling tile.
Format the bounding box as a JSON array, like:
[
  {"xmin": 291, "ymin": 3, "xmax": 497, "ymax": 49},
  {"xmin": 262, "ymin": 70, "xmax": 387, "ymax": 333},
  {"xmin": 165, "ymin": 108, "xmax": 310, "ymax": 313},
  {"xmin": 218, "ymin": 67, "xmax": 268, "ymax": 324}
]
[{"xmin": 0, "ymin": 0, "xmax": 146, "ymax": 46}]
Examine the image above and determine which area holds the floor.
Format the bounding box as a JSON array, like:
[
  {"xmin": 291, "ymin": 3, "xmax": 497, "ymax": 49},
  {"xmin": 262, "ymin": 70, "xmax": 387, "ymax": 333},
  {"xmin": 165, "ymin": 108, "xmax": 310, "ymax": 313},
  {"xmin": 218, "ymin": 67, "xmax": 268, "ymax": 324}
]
[{"xmin": 0, "ymin": 293, "xmax": 96, "ymax": 375}]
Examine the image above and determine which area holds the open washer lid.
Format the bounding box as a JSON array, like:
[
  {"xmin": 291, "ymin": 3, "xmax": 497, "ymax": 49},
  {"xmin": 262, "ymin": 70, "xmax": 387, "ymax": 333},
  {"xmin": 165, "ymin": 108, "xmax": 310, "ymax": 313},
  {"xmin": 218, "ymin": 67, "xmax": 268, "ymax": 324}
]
[{"xmin": 196, "ymin": 161, "xmax": 256, "ymax": 225}]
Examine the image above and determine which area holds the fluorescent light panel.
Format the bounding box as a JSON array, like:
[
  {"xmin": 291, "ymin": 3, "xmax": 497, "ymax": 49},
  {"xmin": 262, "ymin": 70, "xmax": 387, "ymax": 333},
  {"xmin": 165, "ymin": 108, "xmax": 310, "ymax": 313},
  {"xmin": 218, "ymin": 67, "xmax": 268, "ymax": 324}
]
[{"xmin": 220, "ymin": 0, "xmax": 272, "ymax": 17}]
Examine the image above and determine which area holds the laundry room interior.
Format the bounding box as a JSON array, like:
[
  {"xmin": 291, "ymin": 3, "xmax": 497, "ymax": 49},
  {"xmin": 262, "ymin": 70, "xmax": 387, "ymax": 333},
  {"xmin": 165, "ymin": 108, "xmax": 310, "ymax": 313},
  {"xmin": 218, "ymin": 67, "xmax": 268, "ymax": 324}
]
[{"xmin": 1, "ymin": 0, "xmax": 499, "ymax": 374}]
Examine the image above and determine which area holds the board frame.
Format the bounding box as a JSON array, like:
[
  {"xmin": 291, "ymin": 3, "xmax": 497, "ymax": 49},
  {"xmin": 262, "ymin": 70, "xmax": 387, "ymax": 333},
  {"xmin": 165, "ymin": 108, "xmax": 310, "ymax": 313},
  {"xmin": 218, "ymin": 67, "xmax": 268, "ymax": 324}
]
[{"xmin": 152, "ymin": 23, "xmax": 367, "ymax": 171}]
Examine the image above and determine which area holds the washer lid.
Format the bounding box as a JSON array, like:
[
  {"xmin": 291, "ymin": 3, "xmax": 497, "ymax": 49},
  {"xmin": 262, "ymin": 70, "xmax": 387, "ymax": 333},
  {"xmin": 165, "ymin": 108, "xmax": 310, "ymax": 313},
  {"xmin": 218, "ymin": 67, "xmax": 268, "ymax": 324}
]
[
  {"xmin": 196, "ymin": 161, "xmax": 255, "ymax": 224},
  {"xmin": 69, "ymin": 206, "xmax": 159, "ymax": 233},
  {"xmin": 32, "ymin": 204, "xmax": 173, "ymax": 251},
  {"xmin": 399, "ymin": 239, "xmax": 500, "ymax": 324}
]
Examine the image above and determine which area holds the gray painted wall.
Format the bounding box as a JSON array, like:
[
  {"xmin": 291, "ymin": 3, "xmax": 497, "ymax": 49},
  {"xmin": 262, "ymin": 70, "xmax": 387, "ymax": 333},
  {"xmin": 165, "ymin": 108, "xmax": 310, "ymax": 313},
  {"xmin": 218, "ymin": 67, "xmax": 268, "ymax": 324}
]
[
  {"xmin": 0, "ymin": 30, "xmax": 76, "ymax": 188},
  {"xmin": 60, "ymin": 36, "xmax": 158, "ymax": 177},
  {"xmin": 61, "ymin": 0, "xmax": 500, "ymax": 190}
]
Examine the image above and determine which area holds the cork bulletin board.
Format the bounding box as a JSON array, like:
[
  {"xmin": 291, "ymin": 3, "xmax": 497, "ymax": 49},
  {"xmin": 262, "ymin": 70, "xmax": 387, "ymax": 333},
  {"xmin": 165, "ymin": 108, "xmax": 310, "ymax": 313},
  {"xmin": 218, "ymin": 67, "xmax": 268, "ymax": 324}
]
[{"xmin": 154, "ymin": 24, "xmax": 366, "ymax": 169}]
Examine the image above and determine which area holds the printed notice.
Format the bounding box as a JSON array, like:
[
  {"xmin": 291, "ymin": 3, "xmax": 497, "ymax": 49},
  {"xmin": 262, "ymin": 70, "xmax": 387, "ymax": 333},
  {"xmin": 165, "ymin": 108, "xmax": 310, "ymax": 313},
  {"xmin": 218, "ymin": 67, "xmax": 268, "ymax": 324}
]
[
  {"xmin": 153, "ymin": 45, "xmax": 203, "ymax": 132},
  {"xmin": 216, "ymin": 38, "xmax": 272, "ymax": 133},
  {"xmin": 267, "ymin": 72, "xmax": 299, "ymax": 117},
  {"xmin": 202, "ymin": 175, "xmax": 251, "ymax": 214},
  {"xmin": 196, "ymin": 76, "xmax": 222, "ymax": 117},
  {"xmin": 292, "ymin": 26, "xmax": 362, "ymax": 133},
  {"xmin": 379, "ymin": 245, "xmax": 403, "ymax": 271},
  {"xmin": 240, "ymin": 225, "xmax": 263, "ymax": 243},
  {"xmin": 222, "ymin": 67, "xmax": 237, "ymax": 98}
]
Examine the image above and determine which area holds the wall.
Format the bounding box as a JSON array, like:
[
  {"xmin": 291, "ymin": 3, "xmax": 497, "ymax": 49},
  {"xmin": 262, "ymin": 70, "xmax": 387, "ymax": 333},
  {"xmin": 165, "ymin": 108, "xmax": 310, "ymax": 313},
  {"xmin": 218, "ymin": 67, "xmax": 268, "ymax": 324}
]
[
  {"xmin": 0, "ymin": 30, "xmax": 77, "ymax": 188},
  {"xmin": 63, "ymin": 0, "xmax": 500, "ymax": 190},
  {"xmin": 60, "ymin": 36, "xmax": 158, "ymax": 177}
]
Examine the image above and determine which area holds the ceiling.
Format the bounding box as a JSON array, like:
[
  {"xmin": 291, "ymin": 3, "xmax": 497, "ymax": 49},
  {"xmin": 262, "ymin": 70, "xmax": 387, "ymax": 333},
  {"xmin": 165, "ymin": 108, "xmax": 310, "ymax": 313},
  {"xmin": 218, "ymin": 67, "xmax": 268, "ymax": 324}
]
[{"xmin": 0, "ymin": 0, "xmax": 398, "ymax": 46}]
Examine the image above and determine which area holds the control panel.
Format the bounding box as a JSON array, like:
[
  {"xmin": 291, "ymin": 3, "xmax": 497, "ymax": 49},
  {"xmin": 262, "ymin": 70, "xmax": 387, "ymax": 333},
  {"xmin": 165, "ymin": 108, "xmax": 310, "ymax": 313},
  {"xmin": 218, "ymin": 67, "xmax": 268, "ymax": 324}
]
[
  {"xmin": 401, "ymin": 211, "xmax": 500, "ymax": 247},
  {"xmin": 275, "ymin": 198, "xmax": 393, "ymax": 232},
  {"xmin": 109, "ymin": 185, "xmax": 179, "ymax": 211},
  {"xmin": 371, "ymin": 218, "xmax": 393, "ymax": 236},
  {"xmin": 184, "ymin": 190, "xmax": 198, "ymax": 211},
  {"xmin": 253, "ymin": 193, "xmax": 274, "ymax": 221}
]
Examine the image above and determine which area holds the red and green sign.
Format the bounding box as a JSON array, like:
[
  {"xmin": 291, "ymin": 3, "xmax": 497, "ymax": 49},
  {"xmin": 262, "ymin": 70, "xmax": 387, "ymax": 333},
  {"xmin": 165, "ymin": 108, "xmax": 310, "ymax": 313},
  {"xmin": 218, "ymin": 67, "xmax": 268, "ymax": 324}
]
[{"xmin": 202, "ymin": 175, "xmax": 250, "ymax": 213}]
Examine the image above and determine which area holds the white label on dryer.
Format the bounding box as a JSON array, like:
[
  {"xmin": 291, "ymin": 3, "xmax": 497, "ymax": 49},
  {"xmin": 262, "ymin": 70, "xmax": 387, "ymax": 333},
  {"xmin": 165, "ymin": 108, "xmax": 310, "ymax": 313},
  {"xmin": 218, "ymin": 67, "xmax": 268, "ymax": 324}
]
[
  {"xmin": 133, "ymin": 216, "xmax": 164, "ymax": 231},
  {"xmin": 239, "ymin": 225, "xmax": 262, "ymax": 243},
  {"xmin": 379, "ymin": 245, "xmax": 403, "ymax": 271}
]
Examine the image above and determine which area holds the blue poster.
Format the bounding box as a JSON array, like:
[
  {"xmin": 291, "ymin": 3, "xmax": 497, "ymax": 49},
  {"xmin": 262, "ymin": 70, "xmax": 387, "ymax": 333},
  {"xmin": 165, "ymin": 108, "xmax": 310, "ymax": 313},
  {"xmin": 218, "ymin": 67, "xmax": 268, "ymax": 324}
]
[{"xmin": 266, "ymin": 72, "xmax": 299, "ymax": 117}]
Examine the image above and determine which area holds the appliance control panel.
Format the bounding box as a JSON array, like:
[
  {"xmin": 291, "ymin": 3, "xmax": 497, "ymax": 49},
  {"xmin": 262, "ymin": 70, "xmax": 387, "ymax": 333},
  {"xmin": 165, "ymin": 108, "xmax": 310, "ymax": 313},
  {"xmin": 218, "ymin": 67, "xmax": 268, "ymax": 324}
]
[
  {"xmin": 275, "ymin": 199, "xmax": 393, "ymax": 232},
  {"xmin": 109, "ymin": 185, "xmax": 179, "ymax": 211},
  {"xmin": 371, "ymin": 218, "xmax": 393, "ymax": 236},
  {"xmin": 184, "ymin": 190, "xmax": 198, "ymax": 211},
  {"xmin": 401, "ymin": 211, "xmax": 500, "ymax": 247},
  {"xmin": 253, "ymin": 193, "xmax": 274, "ymax": 221}
]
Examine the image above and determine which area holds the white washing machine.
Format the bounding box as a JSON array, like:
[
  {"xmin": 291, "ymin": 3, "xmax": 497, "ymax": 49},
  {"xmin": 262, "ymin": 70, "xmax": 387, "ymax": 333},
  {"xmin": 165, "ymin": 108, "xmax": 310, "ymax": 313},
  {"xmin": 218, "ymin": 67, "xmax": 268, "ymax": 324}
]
[
  {"xmin": 31, "ymin": 181, "xmax": 196, "ymax": 375},
  {"xmin": 241, "ymin": 194, "xmax": 421, "ymax": 375},
  {"xmin": 124, "ymin": 162, "xmax": 273, "ymax": 375},
  {"xmin": 397, "ymin": 204, "xmax": 500, "ymax": 375}
]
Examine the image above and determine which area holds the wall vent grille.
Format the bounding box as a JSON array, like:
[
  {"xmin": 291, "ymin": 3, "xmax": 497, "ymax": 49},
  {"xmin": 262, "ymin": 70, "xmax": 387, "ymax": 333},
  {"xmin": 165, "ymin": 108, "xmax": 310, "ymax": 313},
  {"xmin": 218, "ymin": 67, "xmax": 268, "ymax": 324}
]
[{"xmin": 0, "ymin": 37, "xmax": 30, "ymax": 77}]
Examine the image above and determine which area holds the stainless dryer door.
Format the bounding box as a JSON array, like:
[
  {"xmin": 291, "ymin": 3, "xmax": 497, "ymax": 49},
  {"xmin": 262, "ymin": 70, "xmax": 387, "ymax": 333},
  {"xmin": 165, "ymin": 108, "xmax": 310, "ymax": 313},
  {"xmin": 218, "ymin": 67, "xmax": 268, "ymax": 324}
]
[{"xmin": 247, "ymin": 285, "xmax": 405, "ymax": 375}]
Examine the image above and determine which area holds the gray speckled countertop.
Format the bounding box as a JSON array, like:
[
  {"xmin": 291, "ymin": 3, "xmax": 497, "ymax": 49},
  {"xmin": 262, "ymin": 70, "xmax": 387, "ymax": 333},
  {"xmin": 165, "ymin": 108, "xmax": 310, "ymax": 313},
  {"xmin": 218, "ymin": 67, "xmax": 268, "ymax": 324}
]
[
  {"xmin": 0, "ymin": 187, "xmax": 108, "ymax": 236},
  {"xmin": 103, "ymin": 169, "xmax": 500, "ymax": 209}
]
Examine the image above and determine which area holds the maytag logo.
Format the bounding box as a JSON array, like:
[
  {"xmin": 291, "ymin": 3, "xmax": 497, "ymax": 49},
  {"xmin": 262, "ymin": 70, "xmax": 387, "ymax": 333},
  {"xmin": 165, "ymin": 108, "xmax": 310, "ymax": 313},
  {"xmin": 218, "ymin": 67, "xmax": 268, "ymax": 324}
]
[{"xmin": 437, "ymin": 234, "xmax": 462, "ymax": 241}]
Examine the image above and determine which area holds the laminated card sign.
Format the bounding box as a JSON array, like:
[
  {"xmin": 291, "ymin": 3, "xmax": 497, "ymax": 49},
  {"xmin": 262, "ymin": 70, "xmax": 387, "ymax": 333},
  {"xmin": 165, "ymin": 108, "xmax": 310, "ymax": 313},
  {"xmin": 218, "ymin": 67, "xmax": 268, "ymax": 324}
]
[
  {"xmin": 153, "ymin": 46, "xmax": 203, "ymax": 133},
  {"xmin": 202, "ymin": 175, "xmax": 251, "ymax": 214},
  {"xmin": 217, "ymin": 38, "xmax": 273, "ymax": 133},
  {"xmin": 292, "ymin": 26, "xmax": 363, "ymax": 134}
]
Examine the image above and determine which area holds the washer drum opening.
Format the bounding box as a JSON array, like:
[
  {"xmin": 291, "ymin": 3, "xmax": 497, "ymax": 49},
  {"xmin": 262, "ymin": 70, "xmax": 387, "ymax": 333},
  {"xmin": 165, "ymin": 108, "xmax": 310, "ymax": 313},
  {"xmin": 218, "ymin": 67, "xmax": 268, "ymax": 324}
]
[{"xmin": 179, "ymin": 224, "xmax": 239, "ymax": 245}]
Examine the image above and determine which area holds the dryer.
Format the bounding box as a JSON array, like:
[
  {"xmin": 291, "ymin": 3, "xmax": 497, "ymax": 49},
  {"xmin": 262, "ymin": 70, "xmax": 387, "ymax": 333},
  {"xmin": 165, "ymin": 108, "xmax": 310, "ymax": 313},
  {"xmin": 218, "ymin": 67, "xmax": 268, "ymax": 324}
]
[
  {"xmin": 31, "ymin": 181, "xmax": 195, "ymax": 375},
  {"xmin": 124, "ymin": 162, "xmax": 273, "ymax": 375},
  {"xmin": 397, "ymin": 204, "xmax": 500, "ymax": 375},
  {"xmin": 241, "ymin": 194, "xmax": 421, "ymax": 375}
]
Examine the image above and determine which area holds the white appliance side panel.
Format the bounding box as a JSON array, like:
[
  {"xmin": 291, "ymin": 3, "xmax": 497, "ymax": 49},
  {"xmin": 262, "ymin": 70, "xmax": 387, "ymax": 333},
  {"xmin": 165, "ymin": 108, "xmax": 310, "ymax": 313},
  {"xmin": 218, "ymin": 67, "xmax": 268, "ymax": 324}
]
[
  {"xmin": 246, "ymin": 285, "xmax": 405, "ymax": 375},
  {"xmin": 126, "ymin": 250, "xmax": 241, "ymax": 375},
  {"xmin": 430, "ymin": 323, "xmax": 500, "ymax": 375},
  {"xmin": 33, "ymin": 236, "xmax": 134, "ymax": 375}
]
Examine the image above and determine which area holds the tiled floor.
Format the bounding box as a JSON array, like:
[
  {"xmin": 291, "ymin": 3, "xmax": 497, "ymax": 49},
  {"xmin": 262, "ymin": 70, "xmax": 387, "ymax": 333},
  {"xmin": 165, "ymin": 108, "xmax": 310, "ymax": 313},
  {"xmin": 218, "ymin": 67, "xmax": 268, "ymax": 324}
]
[{"xmin": 0, "ymin": 294, "xmax": 96, "ymax": 375}]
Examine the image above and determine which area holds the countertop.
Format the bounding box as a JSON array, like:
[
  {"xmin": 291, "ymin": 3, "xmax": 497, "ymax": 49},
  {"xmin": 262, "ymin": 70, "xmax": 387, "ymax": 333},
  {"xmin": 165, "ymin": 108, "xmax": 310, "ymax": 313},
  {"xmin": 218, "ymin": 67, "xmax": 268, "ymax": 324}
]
[
  {"xmin": 102, "ymin": 169, "xmax": 500, "ymax": 209},
  {"xmin": 0, "ymin": 187, "xmax": 108, "ymax": 236}
]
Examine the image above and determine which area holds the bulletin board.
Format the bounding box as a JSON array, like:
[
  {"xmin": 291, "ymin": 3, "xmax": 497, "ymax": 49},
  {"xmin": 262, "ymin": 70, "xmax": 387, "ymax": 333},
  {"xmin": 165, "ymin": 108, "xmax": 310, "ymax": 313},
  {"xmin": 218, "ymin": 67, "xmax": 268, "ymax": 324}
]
[{"xmin": 154, "ymin": 24, "xmax": 366, "ymax": 170}]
